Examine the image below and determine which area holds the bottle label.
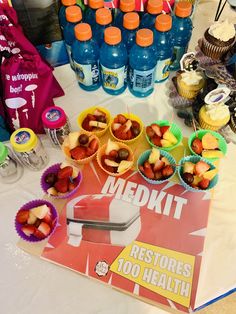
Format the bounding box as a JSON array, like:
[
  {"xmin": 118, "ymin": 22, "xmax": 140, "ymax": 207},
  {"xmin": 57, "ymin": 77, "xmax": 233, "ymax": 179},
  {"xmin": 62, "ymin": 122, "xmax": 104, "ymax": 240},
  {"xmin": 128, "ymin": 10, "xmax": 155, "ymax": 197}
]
[
  {"xmin": 65, "ymin": 44, "xmax": 75, "ymax": 70},
  {"xmin": 74, "ymin": 61, "xmax": 100, "ymax": 86},
  {"xmin": 129, "ymin": 67, "xmax": 155, "ymax": 93},
  {"xmin": 155, "ymin": 58, "xmax": 171, "ymax": 82},
  {"xmin": 15, "ymin": 131, "xmax": 30, "ymax": 145},
  {"xmin": 101, "ymin": 65, "xmax": 127, "ymax": 90},
  {"xmin": 170, "ymin": 46, "xmax": 187, "ymax": 70},
  {"xmin": 46, "ymin": 109, "xmax": 61, "ymax": 122}
]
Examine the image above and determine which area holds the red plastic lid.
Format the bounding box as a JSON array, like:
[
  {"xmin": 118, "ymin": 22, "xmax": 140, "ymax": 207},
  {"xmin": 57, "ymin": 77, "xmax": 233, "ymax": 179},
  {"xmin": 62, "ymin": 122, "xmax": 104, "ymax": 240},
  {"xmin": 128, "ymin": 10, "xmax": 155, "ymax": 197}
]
[{"xmin": 42, "ymin": 106, "xmax": 67, "ymax": 129}]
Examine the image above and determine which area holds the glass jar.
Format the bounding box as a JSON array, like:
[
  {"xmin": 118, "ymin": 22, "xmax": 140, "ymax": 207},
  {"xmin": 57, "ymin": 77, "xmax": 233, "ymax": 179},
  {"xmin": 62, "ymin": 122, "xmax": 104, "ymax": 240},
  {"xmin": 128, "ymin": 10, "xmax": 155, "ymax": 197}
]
[{"xmin": 10, "ymin": 128, "xmax": 48, "ymax": 171}]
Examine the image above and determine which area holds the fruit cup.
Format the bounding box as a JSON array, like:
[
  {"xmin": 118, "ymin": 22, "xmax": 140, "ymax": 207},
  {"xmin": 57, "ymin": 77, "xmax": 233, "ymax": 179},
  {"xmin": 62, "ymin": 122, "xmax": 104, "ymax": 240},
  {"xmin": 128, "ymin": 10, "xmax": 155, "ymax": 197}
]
[
  {"xmin": 145, "ymin": 120, "xmax": 183, "ymax": 151},
  {"xmin": 137, "ymin": 148, "xmax": 177, "ymax": 185},
  {"xmin": 41, "ymin": 163, "xmax": 82, "ymax": 199},
  {"xmin": 15, "ymin": 199, "xmax": 58, "ymax": 242},
  {"xmin": 62, "ymin": 131, "xmax": 100, "ymax": 165},
  {"xmin": 109, "ymin": 113, "xmax": 144, "ymax": 144},
  {"xmin": 77, "ymin": 106, "xmax": 111, "ymax": 137},
  {"xmin": 97, "ymin": 139, "xmax": 134, "ymax": 177},
  {"xmin": 178, "ymin": 155, "xmax": 219, "ymax": 192},
  {"xmin": 188, "ymin": 130, "xmax": 227, "ymax": 162}
]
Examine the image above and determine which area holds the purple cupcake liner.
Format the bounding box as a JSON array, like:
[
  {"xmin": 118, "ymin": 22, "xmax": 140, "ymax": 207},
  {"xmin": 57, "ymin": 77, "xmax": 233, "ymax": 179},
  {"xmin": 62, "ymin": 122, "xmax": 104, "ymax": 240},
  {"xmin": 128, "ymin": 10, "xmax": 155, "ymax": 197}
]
[
  {"xmin": 15, "ymin": 199, "xmax": 58, "ymax": 242},
  {"xmin": 40, "ymin": 163, "xmax": 82, "ymax": 199}
]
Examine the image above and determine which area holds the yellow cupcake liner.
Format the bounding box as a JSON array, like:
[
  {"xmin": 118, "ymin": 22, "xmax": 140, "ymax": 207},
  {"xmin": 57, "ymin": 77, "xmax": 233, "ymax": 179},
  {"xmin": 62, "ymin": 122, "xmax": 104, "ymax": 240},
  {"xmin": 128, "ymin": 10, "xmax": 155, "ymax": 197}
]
[
  {"xmin": 199, "ymin": 107, "xmax": 230, "ymax": 131},
  {"xmin": 199, "ymin": 116, "xmax": 224, "ymax": 131},
  {"xmin": 62, "ymin": 131, "xmax": 100, "ymax": 166},
  {"xmin": 177, "ymin": 75, "xmax": 204, "ymax": 99},
  {"xmin": 109, "ymin": 112, "xmax": 144, "ymax": 144},
  {"xmin": 97, "ymin": 142, "xmax": 134, "ymax": 177},
  {"xmin": 77, "ymin": 106, "xmax": 111, "ymax": 137}
]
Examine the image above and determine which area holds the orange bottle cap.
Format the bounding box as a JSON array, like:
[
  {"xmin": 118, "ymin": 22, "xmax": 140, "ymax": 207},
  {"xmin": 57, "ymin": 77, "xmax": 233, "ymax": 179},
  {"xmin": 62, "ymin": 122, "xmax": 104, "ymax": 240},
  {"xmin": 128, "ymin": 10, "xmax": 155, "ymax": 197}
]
[
  {"xmin": 136, "ymin": 28, "xmax": 153, "ymax": 47},
  {"xmin": 155, "ymin": 13, "xmax": 172, "ymax": 31},
  {"xmin": 175, "ymin": 1, "xmax": 192, "ymax": 17},
  {"xmin": 123, "ymin": 12, "xmax": 139, "ymax": 30},
  {"xmin": 96, "ymin": 8, "xmax": 112, "ymax": 25},
  {"xmin": 75, "ymin": 23, "xmax": 92, "ymax": 41},
  {"xmin": 120, "ymin": 0, "xmax": 135, "ymax": 12},
  {"xmin": 104, "ymin": 26, "xmax": 121, "ymax": 45},
  {"xmin": 65, "ymin": 6, "xmax": 82, "ymax": 23},
  {"xmin": 62, "ymin": 0, "xmax": 76, "ymax": 6},
  {"xmin": 147, "ymin": 0, "xmax": 163, "ymax": 15},
  {"xmin": 89, "ymin": 0, "xmax": 104, "ymax": 9}
]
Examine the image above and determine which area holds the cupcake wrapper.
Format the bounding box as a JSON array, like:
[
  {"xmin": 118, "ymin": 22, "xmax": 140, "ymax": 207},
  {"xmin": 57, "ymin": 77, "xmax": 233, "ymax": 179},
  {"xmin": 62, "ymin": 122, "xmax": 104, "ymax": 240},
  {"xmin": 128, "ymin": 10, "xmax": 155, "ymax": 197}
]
[
  {"xmin": 15, "ymin": 199, "xmax": 58, "ymax": 242},
  {"xmin": 137, "ymin": 149, "xmax": 177, "ymax": 185},
  {"xmin": 199, "ymin": 116, "xmax": 223, "ymax": 131},
  {"xmin": 177, "ymin": 85, "xmax": 200, "ymax": 99},
  {"xmin": 230, "ymin": 116, "xmax": 236, "ymax": 133},
  {"xmin": 41, "ymin": 163, "xmax": 82, "ymax": 199},
  {"xmin": 201, "ymin": 36, "xmax": 234, "ymax": 60}
]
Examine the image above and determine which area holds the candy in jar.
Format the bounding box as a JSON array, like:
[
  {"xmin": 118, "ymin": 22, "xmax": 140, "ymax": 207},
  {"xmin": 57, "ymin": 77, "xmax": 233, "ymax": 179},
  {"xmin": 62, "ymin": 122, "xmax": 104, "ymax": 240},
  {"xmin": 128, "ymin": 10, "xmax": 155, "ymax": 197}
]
[
  {"xmin": 10, "ymin": 128, "xmax": 48, "ymax": 171},
  {"xmin": 42, "ymin": 106, "xmax": 71, "ymax": 147},
  {"xmin": 0, "ymin": 142, "xmax": 23, "ymax": 183}
]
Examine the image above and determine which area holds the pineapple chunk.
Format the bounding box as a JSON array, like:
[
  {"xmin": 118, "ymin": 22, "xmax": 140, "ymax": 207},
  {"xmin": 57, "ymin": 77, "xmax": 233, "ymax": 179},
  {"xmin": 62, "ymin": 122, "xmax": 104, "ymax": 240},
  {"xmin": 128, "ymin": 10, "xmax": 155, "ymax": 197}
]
[
  {"xmin": 117, "ymin": 160, "xmax": 133, "ymax": 173},
  {"xmin": 163, "ymin": 130, "xmax": 178, "ymax": 144},
  {"xmin": 105, "ymin": 139, "xmax": 120, "ymax": 155},
  {"xmin": 68, "ymin": 132, "xmax": 79, "ymax": 149},
  {"xmin": 183, "ymin": 162, "xmax": 195, "ymax": 174},
  {"xmin": 160, "ymin": 139, "xmax": 173, "ymax": 147},
  {"xmin": 104, "ymin": 159, "xmax": 119, "ymax": 167},
  {"xmin": 31, "ymin": 204, "xmax": 50, "ymax": 219},
  {"xmin": 148, "ymin": 148, "xmax": 160, "ymax": 164},
  {"xmin": 89, "ymin": 121, "xmax": 107, "ymax": 129},
  {"xmin": 202, "ymin": 133, "xmax": 218, "ymax": 150},
  {"xmin": 203, "ymin": 169, "xmax": 217, "ymax": 180},
  {"xmin": 202, "ymin": 150, "xmax": 223, "ymax": 159}
]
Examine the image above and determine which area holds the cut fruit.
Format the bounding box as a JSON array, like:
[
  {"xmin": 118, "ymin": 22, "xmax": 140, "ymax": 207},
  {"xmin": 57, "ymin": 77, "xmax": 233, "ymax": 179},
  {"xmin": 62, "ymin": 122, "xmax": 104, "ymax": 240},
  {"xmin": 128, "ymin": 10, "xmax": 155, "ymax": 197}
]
[
  {"xmin": 163, "ymin": 130, "xmax": 178, "ymax": 144},
  {"xmin": 21, "ymin": 225, "xmax": 35, "ymax": 236},
  {"xmin": 105, "ymin": 139, "xmax": 120, "ymax": 155},
  {"xmin": 191, "ymin": 138, "xmax": 203, "ymax": 155},
  {"xmin": 117, "ymin": 160, "xmax": 133, "ymax": 173},
  {"xmin": 192, "ymin": 175, "xmax": 202, "ymax": 186},
  {"xmin": 60, "ymin": 162, "xmax": 79, "ymax": 178},
  {"xmin": 203, "ymin": 169, "xmax": 217, "ymax": 180},
  {"xmin": 27, "ymin": 211, "xmax": 37, "ymax": 225},
  {"xmin": 160, "ymin": 125, "xmax": 170, "ymax": 135},
  {"xmin": 38, "ymin": 222, "xmax": 51, "ymax": 236},
  {"xmin": 148, "ymin": 148, "xmax": 160, "ymax": 164},
  {"xmin": 183, "ymin": 162, "xmax": 195, "ymax": 174},
  {"xmin": 153, "ymin": 159, "xmax": 165, "ymax": 171},
  {"xmin": 68, "ymin": 132, "xmax": 79, "ymax": 149},
  {"xmin": 198, "ymin": 178, "xmax": 210, "ymax": 189},
  {"xmin": 151, "ymin": 124, "xmax": 162, "ymax": 137},
  {"xmin": 112, "ymin": 123, "xmax": 122, "ymax": 131},
  {"xmin": 123, "ymin": 119, "xmax": 132, "ymax": 133},
  {"xmin": 89, "ymin": 121, "xmax": 107, "ymax": 129},
  {"xmin": 16, "ymin": 210, "xmax": 29, "ymax": 224},
  {"xmin": 202, "ymin": 133, "xmax": 219, "ymax": 150},
  {"xmin": 161, "ymin": 156, "xmax": 170, "ymax": 165},
  {"xmin": 202, "ymin": 150, "xmax": 223, "ymax": 159},
  {"xmin": 194, "ymin": 161, "xmax": 211, "ymax": 177},
  {"xmin": 104, "ymin": 159, "xmax": 119, "ymax": 167},
  {"xmin": 160, "ymin": 139, "xmax": 173, "ymax": 147},
  {"xmin": 31, "ymin": 205, "xmax": 50, "ymax": 219},
  {"xmin": 93, "ymin": 109, "xmax": 105, "ymax": 116},
  {"xmin": 47, "ymin": 187, "xmax": 58, "ymax": 196}
]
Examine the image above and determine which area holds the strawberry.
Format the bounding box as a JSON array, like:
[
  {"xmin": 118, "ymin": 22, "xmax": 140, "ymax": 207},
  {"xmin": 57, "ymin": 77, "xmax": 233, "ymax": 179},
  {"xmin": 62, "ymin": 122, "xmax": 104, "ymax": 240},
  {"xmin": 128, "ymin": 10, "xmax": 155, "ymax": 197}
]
[
  {"xmin": 126, "ymin": 130, "xmax": 132, "ymax": 140},
  {"xmin": 146, "ymin": 126, "xmax": 155, "ymax": 138},
  {"xmin": 153, "ymin": 159, "xmax": 165, "ymax": 171},
  {"xmin": 131, "ymin": 120, "xmax": 140, "ymax": 130},
  {"xmin": 21, "ymin": 225, "xmax": 35, "ymax": 237},
  {"xmin": 151, "ymin": 135, "xmax": 162, "ymax": 147},
  {"xmin": 162, "ymin": 165, "xmax": 174, "ymax": 178},
  {"xmin": 143, "ymin": 167, "xmax": 155, "ymax": 179},
  {"xmin": 82, "ymin": 117, "xmax": 93, "ymax": 131},
  {"xmin": 114, "ymin": 130, "xmax": 127, "ymax": 140},
  {"xmin": 42, "ymin": 212, "xmax": 52, "ymax": 225},
  {"xmin": 57, "ymin": 166, "xmax": 73, "ymax": 179},
  {"xmin": 151, "ymin": 124, "xmax": 162, "ymax": 137},
  {"xmin": 54, "ymin": 178, "xmax": 69, "ymax": 193},
  {"xmin": 68, "ymin": 181, "xmax": 78, "ymax": 192},
  {"xmin": 117, "ymin": 114, "xmax": 127, "ymax": 124},
  {"xmin": 160, "ymin": 125, "xmax": 170, "ymax": 135},
  {"xmin": 87, "ymin": 114, "xmax": 96, "ymax": 121},
  {"xmin": 194, "ymin": 161, "xmax": 210, "ymax": 176},
  {"xmin": 38, "ymin": 222, "xmax": 51, "ymax": 236},
  {"xmin": 191, "ymin": 138, "xmax": 203, "ymax": 155},
  {"xmin": 109, "ymin": 150, "xmax": 118, "ymax": 158},
  {"xmin": 113, "ymin": 116, "xmax": 119, "ymax": 123},
  {"xmin": 198, "ymin": 178, "xmax": 210, "ymax": 190},
  {"xmin": 85, "ymin": 147, "xmax": 95, "ymax": 157},
  {"xmin": 89, "ymin": 138, "xmax": 99, "ymax": 152},
  {"xmin": 16, "ymin": 210, "xmax": 29, "ymax": 224},
  {"xmin": 101, "ymin": 155, "xmax": 116, "ymax": 173},
  {"xmin": 154, "ymin": 171, "xmax": 163, "ymax": 180},
  {"xmin": 138, "ymin": 165, "xmax": 145, "ymax": 173},
  {"xmin": 70, "ymin": 146, "xmax": 86, "ymax": 160},
  {"xmin": 34, "ymin": 219, "xmax": 41, "ymax": 228},
  {"xmin": 34, "ymin": 228, "xmax": 46, "ymax": 239},
  {"xmin": 144, "ymin": 161, "xmax": 152, "ymax": 169}
]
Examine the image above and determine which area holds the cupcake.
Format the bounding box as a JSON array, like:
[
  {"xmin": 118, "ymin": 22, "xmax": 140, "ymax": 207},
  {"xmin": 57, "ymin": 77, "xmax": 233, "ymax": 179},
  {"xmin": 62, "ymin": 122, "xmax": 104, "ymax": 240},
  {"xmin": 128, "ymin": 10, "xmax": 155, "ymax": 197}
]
[
  {"xmin": 199, "ymin": 102, "xmax": 230, "ymax": 131},
  {"xmin": 176, "ymin": 70, "xmax": 205, "ymax": 99},
  {"xmin": 230, "ymin": 112, "xmax": 236, "ymax": 133},
  {"xmin": 201, "ymin": 20, "xmax": 236, "ymax": 60}
]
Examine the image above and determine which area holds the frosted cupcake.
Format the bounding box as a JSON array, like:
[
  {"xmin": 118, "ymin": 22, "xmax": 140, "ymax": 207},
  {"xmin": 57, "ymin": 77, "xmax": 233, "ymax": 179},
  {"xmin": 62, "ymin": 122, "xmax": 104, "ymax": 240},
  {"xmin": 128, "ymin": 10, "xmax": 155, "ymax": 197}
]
[
  {"xmin": 199, "ymin": 102, "xmax": 230, "ymax": 131},
  {"xmin": 201, "ymin": 20, "xmax": 236, "ymax": 60},
  {"xmin": 176, "ymin": 70, "xmax": 205, "ymax": 99}
]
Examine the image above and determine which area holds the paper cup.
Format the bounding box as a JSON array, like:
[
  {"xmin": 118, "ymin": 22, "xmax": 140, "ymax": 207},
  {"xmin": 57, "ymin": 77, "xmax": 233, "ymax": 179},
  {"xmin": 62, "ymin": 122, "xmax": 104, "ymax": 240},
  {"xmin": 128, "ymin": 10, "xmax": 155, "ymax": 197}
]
[
  {"xmin": 109, "ymin": 112, "xmax": 144, "ymax": 144},
  {"xmin": 40, "ymin": 163, "xmax": 82, "ymax": 199},
  {"xmin": 145, "ymin": 120, "xmax": 183, "ymax": 151},
  {"xmin": 97, "ymin": 142, "xmax": 134, "ymax": 177},
  {"xmin": 15, "ymin": 199, "xmax": 58, "ymax": 242},
  {"xmin": 77, "ymin": 106, "xmax": 111, "ymax": 137},
  {"xmin": 188, "ymin": 130, "xmax": 227, "ymax": 161},
  {"xmin": 137, "ymin": 149, "xmax": 177, "ymax": 185},
  {"xmin": 178, "ymin": 155, "xmax": 218, "ymax": 192}
]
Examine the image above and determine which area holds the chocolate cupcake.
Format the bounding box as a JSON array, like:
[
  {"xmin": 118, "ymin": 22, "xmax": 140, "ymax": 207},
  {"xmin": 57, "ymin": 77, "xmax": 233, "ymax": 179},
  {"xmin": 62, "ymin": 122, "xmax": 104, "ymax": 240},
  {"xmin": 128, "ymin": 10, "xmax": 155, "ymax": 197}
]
[
  {"xmin": 230, "ymin": 113, "xmax": 236, "ymax": 133},
  {"xmin": 201, "ymin": 20, "xmax": 235, "ymax": 60}
]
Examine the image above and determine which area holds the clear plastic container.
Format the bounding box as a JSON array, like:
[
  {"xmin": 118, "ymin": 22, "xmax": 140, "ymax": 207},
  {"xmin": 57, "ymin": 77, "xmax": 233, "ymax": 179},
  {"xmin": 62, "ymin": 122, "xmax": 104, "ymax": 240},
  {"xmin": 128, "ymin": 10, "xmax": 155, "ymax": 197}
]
[
  {"xmin": 122, "ymin": 12, "xmax": 139, "ymax": 53},
  {"xmin": 139, "ymin": 0, "xmax": 163, "ymax": 30},
  {"xmin": 72, "ymin": 23, "xmax": 101, "ymax": 91},
  {"xmin": 10, "ymin": 128, "xmax": 48, "ymax": 171},
  {"xmin": 100, "ymin": 26, "xmax": 128, "ymax": 95},
  {"xmin": 0, "ymin": 142, "xmax": 23, "ymax": 184},
  {"xmin": 93, "ymin": 8, "xmax": 112, "ymax": 47}
]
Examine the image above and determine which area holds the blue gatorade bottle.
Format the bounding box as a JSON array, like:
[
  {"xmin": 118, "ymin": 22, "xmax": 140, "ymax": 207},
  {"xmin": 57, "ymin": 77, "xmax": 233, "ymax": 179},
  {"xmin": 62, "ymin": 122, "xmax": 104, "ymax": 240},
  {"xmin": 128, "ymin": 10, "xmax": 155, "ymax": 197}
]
[
  {"xmin": 128, "ymin": 29, "xmax": 157, "ymax": 97},
  {"xmin": 122, "ymin": 12, "xmax": 139, "ymax": 53},
  {"xmin": 169, "ymin": 1, "xmax": 193, "ymax": 71},
  {"xmin": 140, "ymin": 0, "xmax": 163, "ymax": 30},
  {"xmin": 84, "ymin": 0, "xmax": 104, "ymax": 30},
  {"xmin": 63, "ymin": 6, "xmax": 82, "ymax": 70},
  {"xmin": 59, "ymin": 0, "xmax": 77, "ymax": 31},
  {"xmin": 114, "ymin": 0, "xmax": 135, "ymax": 29},
  {"xmin": 72, "ymin": 23, "xmax": 100, "ymax": 91},
  {"xmin": 154, "ymin": 14, "xmax": 172, "ymax": 83},
  {"xmin": 100, "ymin": 26, "xmax": 128, "ymax": 95},
  {"xmin": 93, "ymin": 8, "xmax": 112, "ymax": 47}
]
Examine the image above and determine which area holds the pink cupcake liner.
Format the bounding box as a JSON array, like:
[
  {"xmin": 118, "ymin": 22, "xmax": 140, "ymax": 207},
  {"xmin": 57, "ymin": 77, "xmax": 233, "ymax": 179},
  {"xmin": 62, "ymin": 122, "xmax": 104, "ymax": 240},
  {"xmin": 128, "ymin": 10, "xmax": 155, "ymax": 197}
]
[
  {"xmin": 15, "ymin": 199, "xmax": 58, "ymax": 242},
  {"xmin": 40, "ymin": 163, "xmax": 82, "ymax": 199}
]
